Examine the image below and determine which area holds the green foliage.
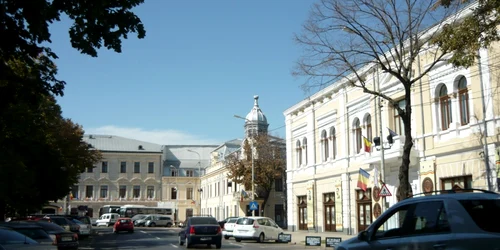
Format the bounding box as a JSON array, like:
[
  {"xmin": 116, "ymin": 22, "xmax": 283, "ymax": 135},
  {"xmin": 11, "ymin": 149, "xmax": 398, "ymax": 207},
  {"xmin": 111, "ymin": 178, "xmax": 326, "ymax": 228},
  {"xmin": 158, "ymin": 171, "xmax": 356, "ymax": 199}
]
[
  {"xmin": 432, "ymin": 0, "xmax": 500, "ymax": 68},
  {"xmin": 226, "ymin": 135, "xmax": 286, "ymax": 208}
]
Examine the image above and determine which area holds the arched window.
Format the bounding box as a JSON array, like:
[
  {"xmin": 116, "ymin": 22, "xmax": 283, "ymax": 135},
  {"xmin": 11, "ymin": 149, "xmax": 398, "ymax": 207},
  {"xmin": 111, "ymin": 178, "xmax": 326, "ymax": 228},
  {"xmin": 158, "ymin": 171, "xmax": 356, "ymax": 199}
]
[
  {"xmin": 296, "ymin": 140, "xmax": 302, "ymax": 166},
  {"xmin": 439, "ymin": 85, "xmax": 452, "ymax": 130},
  {"xmin": 458, "ymin": 76, "xmax": 470, "ymax": 125},
  {"xmin": 330, "ymin": 127, "xmax": 336, "ymax": 159},
  {"xmin": 354, "ymin": 119, "xmax": 362, "ymax": 154},
  {"xmin": 321, "ymin": 130, "xmax": 329, "ymax": 162},
  {"xmin": 302, "ymin": 137, "xmax": 308, "ymax": 165},
  {"xmin": 366, "ymin": 115, "xmax": 372, "ymax": 142}
]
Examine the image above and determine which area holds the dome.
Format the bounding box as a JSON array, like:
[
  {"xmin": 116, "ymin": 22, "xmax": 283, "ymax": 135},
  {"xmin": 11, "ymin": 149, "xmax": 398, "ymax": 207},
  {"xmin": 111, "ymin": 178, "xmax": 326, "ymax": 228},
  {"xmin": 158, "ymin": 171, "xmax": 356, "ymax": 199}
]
[{"xmin": 245, "ymin": 95, "xmax": 268, "ymax": 124}]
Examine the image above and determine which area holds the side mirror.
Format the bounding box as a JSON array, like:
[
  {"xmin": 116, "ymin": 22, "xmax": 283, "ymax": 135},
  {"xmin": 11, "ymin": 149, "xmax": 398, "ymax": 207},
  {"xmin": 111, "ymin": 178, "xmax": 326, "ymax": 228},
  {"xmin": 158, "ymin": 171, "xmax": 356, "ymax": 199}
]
[{"xmin": 357, "ymin": 231, "xmax": 368, "ymax": 241}]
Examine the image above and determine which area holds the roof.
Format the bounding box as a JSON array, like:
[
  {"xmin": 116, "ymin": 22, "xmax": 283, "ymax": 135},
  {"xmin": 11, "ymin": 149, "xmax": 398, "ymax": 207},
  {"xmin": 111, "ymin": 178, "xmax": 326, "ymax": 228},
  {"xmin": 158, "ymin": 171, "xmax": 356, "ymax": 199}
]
[
  {"xmin": 163, "ymin": 145, "xmax": 218, "ymax": 169},
  {"xmin": 83, "ymin": 134, "xmax": 162, "ymax": 153},
  {"xmin": 245, "ymin": 95, "xmax": 268, "ymax": 124}
]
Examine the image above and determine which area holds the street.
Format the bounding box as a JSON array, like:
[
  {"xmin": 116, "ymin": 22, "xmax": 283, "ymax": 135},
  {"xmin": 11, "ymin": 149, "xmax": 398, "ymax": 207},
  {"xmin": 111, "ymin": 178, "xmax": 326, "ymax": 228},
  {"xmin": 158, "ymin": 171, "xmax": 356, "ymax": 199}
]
[{"xmin": 80, "ymin": 227, "xmax": 310, "ymax": 250}]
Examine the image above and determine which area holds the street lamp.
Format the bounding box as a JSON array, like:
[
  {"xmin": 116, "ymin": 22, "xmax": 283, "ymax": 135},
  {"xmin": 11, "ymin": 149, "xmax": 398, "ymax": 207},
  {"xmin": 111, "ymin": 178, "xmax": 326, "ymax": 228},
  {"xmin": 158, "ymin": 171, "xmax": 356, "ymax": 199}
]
[
  {"xmin": 187, "ymin": 149, "xmax": 202, "ymax": 214},
  {"xmin": 234, "ymin": 114, "xmax": 255, "ymax": 216}
]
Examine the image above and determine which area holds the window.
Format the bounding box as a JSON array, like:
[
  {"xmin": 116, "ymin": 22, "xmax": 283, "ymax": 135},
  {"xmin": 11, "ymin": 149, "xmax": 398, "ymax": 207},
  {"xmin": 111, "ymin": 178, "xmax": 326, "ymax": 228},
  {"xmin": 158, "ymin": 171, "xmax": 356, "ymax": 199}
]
[
  {"xmin": 394, "ymin": 99, "xmax": 406, "ymax": 135},
  {"xmin": 459, "ymin": 199, "xmax": 500, "ymax": 233},
  {"xmin": 134, "ymin": 162, "xmax": 140, "ymax": 173},
  {"xmin": 120, "ymin": 162, "xmax": 127, "ymax": 173},
  {"xmin": 441, "ymin": 175, "xmax": 472, "ymax": 190},
  {"xmin": 87, "ymin": 166, "xmax": 94, "ymax": 173},
  {"xmin": 171, "ymin": 187, "xmax": 177, "ymax": 200},
  {"xmin": 302, "ymin": 137, "xmax": 308, "ymax": 164},
  {"xmin": 373, "ymin": 204, "xmax": 410, "ymax": 239},
  {"xmin": 354, "ymin": 119, "xmax": 362, "ymax": 153},
  {"xmin": 171, "ymin": 169, "xmax": 178, "ymax": 176},
  {"xmin": 321, "ymin": 130, "xmax": 329, "ymax": 162},
  {"xmin": 119, "ymin": 185, "xmax": 126, "ymax": 198},
  {"xmin": 85, "ymin": 186, "xmax": 93, "ymax": 198},
  {"xmin": 101, "ymin": 162, "xmax": 108, "ymax": 173},
  {"xmin": 133, "ymin": 185, "xmax": 140, "ymax": 198},
  {"xmin": 100, "ymin": 185, "xmax": 108, "ymax": 198},
  {"xmin": 147, "ymin": 186, "xmax": 154, "ymax": 199},
  {"xmin": 330, "ymin": 127, "xmax": 336, "ymax": 159},
  {"xmin": 71, "ymin": 186, "xmax": 78, "ymax": 200},
  {"xmin": 148, "ymin": 162, "xmax": 154, "ymax": 173},
  {"xmin": 275, "ymin": 178, "xmax": 283, "ymax": 192},
  {"xmin": 457, "ymin": 76, "xmax": 470, "ymax": 125},
  {"xmin": 186, "ymin": 170, "xmax": 194, "ymax": 177},
  {"xmin": 439, "ymin": 85, "xmax": 452, "ymax": 130},
  {"xmin": 186, "ymin": 188, "xmax": 193, "ymax": 199},
  {"xmin": 296, "ymin": 140, "xmax": 302, "ymax": 166},
  {"xmin": 366, "ymin": 115, "xmax": 372, "ymax": 142}
]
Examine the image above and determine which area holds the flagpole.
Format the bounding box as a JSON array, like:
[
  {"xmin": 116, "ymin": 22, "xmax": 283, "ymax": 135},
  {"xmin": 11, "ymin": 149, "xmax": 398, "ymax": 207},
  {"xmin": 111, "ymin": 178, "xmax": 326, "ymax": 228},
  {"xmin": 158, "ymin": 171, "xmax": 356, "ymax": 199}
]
[{"xmin": 377, "ymin": 67, "xmax": 386, "ymax": 212}]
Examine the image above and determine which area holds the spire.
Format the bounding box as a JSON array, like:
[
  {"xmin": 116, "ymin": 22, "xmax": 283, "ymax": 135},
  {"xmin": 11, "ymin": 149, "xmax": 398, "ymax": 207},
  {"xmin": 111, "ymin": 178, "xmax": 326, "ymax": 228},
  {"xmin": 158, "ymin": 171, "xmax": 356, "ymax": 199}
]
[{"xmin": 254, "ymin": 95, "xmax": 259, "ymax": 107}]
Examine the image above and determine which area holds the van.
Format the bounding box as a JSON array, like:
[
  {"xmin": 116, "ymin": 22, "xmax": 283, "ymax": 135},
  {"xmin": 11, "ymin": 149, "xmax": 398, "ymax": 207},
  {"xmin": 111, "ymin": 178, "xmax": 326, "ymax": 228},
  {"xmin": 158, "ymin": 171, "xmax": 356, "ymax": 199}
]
[
  {"xmin": 96, "ymin": 213, "xmax": 120, "ymax": 227},
  {"xmin": 143, "ymin": 214, "xmax": 173, "ymax": 227}
]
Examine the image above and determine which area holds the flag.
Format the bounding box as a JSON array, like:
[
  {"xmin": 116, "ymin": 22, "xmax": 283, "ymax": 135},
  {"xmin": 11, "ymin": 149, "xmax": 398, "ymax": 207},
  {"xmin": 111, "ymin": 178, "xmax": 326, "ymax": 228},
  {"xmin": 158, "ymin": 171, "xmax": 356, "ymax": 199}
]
[
  {"xmin": 363, "ymin": 136, "xmax": 372, "ymax": 153},
  {"xmin": 357, "ymin": 168, "xmax": 370, "ymax": 191},
  {"xmin": 191, "ymin": 200, "xmax": 196, "ymax": 205},
  {"xmin": 387, "ymin": 127, "xmax": 398, "ymax": 137},
  {"xmin": 69, "ymin": 193, "xmax": 74, "ymax": 200}
]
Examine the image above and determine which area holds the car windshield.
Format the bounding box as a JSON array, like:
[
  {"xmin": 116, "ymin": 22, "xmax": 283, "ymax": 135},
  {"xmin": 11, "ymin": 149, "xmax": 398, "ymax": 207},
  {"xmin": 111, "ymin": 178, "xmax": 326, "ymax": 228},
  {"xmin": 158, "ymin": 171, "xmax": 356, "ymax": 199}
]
[
  {"xmin": 459, "ymin": 199, "xmax": 500, "ymax": 233},
  {"xmin": 77, "ymin": 217, "xmax": 91, "ymax": 224},
  {"xmin": 119, "ymin": 219, "xmax": 130, "ymax": 223},
  {"xmin": 236, "ymin": 218, "xmax": 254, "ymax": 225},
  {"xmin": 34, "ymin": 222, "xmax": 65, "ymax": 232},
  {"xmin": 71, "ymin": 219, "xmax": 84, "ymax": 225},
  {"xmin": 15, "ymin": 228, "xmax": 50, "ymax": 240},
  {"xmin": 227, "ymin": 218, "xmax": 238, "ymax": 223},
  {"xmin": 190, "ymin": 217, "xmax": 218, "ymax": 225},
  {"xmin": 131, "ymin": 215, "xmax": 146, "ymax": 220},
  {"xmin": 0, "ymin": 228, "xmax": 39, "ymax": 245}
]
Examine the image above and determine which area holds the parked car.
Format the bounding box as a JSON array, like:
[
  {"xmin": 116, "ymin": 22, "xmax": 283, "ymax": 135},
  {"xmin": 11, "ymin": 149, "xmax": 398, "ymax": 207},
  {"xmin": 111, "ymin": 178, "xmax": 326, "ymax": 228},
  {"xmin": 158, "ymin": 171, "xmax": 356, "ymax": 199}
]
[
  {"xmin": 90, "ymin": 218, "xmax": 97, "ymax": 227},
  {"xmin": 113, "ymin": 218, "xmax": 134, "ymax": 234},
  {"xmin": 336, "ymin": 189, "xmax": 500, "ymax": 249},
  {"xmin": 69, "ymin": 219, "xmax": 91, "ymax": 238},
  {"xmin": 31, "ymin": 221, "xmax": 79, "ymax": 250},
  {"xmin": 178, "ymin": 216, "xmax": 222, "ymax": 249},
  {"xmin": 218, "ymin": 217, "xmax": 238, "ymax": 229},
  {"xmin": 130, "ymin": 215, "xmax": 146, "ymax": 225},
  {"xmin": 0, "ymin": 222, "xmax": 54, "ymax": 246},
  {"xmin": 95, "ymin": 213, "xmax": 119, "ymax": 227},
  {"xmin": 233, "ymin": 217, "xmax": 284, "ymax": 243},
  {"xmin": 142, "ymin": 214, "xmax": 174, "ymax": 227},
  {"xmin": 222, "ymin": 217, "xmax": 240, "ymax": 239},
  {"xmin": 41, "ymin": 216, "xmax": 80, "ymax": 234},
  {"xmin": 0, "ymin": 226, "xmax": 48, "ymax": 250}
]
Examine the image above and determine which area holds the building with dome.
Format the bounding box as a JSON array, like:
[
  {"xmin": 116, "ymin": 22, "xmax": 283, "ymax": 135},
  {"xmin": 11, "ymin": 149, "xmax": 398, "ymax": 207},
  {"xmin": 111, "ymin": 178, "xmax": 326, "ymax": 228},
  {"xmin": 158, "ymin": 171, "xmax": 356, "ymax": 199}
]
[{"xmin": 200, "ymin": 96, "xmax": 286, "ymax": 227}]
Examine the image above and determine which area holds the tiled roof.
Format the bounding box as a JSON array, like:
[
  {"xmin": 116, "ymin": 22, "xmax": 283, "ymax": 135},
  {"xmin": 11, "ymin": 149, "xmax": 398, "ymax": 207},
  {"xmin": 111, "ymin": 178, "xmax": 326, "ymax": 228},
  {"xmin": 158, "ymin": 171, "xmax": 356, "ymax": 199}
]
[{"xmin": 83, "ymin": 134, "xmax": 162, "ymax": 153}]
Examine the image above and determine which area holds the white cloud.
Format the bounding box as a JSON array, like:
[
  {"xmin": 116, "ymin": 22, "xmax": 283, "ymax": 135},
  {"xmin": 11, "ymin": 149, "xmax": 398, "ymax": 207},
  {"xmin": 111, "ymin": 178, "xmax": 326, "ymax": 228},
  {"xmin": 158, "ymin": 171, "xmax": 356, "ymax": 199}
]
[{"xmin": 84, "ymin": 125, "xmax": 221, "ymax": 145}]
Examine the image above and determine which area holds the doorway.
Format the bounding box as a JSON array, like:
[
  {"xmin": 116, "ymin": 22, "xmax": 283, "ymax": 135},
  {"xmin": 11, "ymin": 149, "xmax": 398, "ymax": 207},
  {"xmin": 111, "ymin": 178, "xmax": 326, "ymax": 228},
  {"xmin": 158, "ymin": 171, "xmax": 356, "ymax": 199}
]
[
  {"xmin": 356, "ymin": 189, "xmax": 372, "ymax": 232},
  {"xmin": 323, "ymin": 192, "xmax": 336, "ymax": 231},
  {"xmin": 297, "ymin": 195, "xmax": 307, "ymax": 230}
]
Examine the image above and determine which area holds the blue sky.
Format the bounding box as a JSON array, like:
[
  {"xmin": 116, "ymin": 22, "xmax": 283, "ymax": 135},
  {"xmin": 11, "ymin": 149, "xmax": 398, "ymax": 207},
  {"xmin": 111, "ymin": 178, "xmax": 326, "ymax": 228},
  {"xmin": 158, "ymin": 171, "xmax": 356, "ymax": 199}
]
[{"xmin": 52, "ymin": 0, "xmax": 315, "ymax": 145}]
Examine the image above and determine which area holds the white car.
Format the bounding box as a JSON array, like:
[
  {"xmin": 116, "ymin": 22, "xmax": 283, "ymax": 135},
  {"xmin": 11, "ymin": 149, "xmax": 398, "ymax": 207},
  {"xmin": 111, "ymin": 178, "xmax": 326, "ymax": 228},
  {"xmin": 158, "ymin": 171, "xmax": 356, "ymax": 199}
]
[
  {"xmin": 96, "ymin": 213, "xmax": 120, "ymax": 227},
  {"xmin": 233, "ymin": 216, "xmax": 284, "ymax": 243},
  {"xmin": 71, "ymin": 218, "xmax": 91, "ymax": 237},
  {"xmin": 222, "ymin": 217, "xmax": 240, "ymax": 239}
]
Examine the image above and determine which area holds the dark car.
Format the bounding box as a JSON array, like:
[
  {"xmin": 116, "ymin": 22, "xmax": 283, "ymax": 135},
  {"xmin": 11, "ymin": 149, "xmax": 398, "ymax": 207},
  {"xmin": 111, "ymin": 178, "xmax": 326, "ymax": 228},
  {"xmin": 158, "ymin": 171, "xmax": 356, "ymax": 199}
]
[
  {"xmin": 0, "ymin": 222, "xmax": 53, "ymax": 246},
  {"xmin": 41, "ymin": 216, "xmax": 80, "ymax": 234},
  {"xmin": 0, "ymin": 226, "xmax": 44, "ymax": 250},
  {"xmin": 7, "ymin": 221, "xmax": 78, "ymax": 250},
  {"xmin": 178, "ymin": 216, "xmax": 222, "ymax": 249}
]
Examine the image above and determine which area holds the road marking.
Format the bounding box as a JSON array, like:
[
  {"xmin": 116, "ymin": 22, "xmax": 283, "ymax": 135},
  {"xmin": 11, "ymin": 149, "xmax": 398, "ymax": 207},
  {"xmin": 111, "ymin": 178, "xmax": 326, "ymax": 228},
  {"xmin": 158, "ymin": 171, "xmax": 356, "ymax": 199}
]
[
  {"xmin": 140, "ymin": 230, "xmax": 147, "ymax": 234},
  {"xmin": 170, "ymin": 243, "xmax": 178, "ymax": 248},
  {"xmin": 230, "ymin": 242, "xmax": 244, "ymax": 247},
  {"xmin": 156, "ymin": 237, "xmax": 161, "ymax": 239}
]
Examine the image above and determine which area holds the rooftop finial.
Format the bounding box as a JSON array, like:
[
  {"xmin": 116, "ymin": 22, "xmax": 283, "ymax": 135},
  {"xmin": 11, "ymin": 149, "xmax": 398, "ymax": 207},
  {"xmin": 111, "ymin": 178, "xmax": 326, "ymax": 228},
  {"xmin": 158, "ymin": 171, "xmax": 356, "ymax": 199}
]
[{"xmin": 253, "ymin": 95, "xmax": 259, "ymax": 107}]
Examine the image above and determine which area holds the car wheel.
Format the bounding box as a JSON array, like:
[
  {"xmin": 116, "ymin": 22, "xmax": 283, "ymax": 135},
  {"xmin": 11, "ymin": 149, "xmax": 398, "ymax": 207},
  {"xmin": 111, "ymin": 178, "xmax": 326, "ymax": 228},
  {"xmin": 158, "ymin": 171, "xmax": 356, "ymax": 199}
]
[
  {"xmin": 186, "ymin": 237, "xmax": 192, "ymax": 248},
  {"xmin": 224, "ymin": 235, "xmax": 229, "ymax": 240},
  {"xmin": 113, "ymin": 229, "xmax": 117, "ymax": 234},
  {"xmin": 257, "ymin": 233, "xmax": 265, "ymax": 243},
  {"xmin": 235, "ymin": 238, "xmax": 242, "ymax": 242},
  {"xmin": 178, "ymin": 235, "xmax": 184, "ymax": 246},
  {"xmin": 216, "ymin": 241, "xmax": 222, "ymax": 249},
  {"xmin": 167, "ymin": 223, "xmax": 172, "ymax": 227},
  {"xmin": 149, "ymin": 222, "xmax": 156, "ymax": 227}
]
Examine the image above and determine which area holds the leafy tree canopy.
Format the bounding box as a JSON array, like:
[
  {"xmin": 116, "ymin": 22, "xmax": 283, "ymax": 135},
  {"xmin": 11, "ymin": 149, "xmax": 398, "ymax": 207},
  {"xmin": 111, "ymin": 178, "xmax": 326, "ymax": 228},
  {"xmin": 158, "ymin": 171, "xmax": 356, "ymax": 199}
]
[{"xmin": 226, "ymin": 134, "xmax": 286, "ymax": 213}]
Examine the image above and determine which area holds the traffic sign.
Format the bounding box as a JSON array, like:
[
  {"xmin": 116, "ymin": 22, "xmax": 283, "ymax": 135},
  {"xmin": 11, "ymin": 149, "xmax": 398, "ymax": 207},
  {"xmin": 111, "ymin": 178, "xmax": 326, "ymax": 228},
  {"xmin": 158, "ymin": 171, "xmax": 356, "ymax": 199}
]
[
  {"xmin": 249, "ymin": 201, "xmax": 259, "ymax": 211},
  {"xmin": 379, "ymin": 184, "xmax": 392, "ymax": 197}
]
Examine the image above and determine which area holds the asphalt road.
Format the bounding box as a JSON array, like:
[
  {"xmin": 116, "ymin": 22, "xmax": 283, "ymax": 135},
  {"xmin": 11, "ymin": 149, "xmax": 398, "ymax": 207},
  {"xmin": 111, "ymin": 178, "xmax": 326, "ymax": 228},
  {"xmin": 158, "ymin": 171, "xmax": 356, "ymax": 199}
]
[{"xmin": 80, "ymin": 227, "xmax": 308, "ymax": 250}]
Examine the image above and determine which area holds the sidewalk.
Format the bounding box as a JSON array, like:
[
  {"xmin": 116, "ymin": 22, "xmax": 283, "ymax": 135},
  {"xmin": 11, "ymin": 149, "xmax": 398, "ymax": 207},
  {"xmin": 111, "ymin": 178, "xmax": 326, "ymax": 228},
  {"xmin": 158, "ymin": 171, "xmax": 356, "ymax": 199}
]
[{"xmin": 282, "ymin": 229, "xmax": 355, "ymax": 245}]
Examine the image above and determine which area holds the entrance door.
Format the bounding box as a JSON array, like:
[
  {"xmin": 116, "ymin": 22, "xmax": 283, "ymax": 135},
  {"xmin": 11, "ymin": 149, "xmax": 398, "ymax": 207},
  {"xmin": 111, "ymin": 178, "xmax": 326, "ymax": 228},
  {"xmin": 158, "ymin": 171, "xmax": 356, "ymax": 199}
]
[
  {"xmin": 356, "ymin": 189, "xmax": 372, "ymax": 232},
  {"xmin": 274, "ymin": 204, "xmax": 284, "ymax": 228},
  {"xmin": 297, "ymin": 195, "xmax": 307, "ymax": 230},
  {"xmin": 323, "ymin": 192, "xmax": 335, "ymax": 232}
]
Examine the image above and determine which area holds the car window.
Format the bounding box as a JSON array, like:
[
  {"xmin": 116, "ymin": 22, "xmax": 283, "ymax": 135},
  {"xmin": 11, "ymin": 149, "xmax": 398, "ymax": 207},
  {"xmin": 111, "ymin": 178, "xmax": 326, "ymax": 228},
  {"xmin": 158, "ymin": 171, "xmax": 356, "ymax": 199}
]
[
  {"xmin": 190, "ymin": 217, "xmax": 218, "ymax": 225},
  {"xmin": 459, "ymin": 199, "xmax": 500, "ymax": 233},
  {"xmin": 78, "ymin": 217, "xmax": 91, "ymax": 224},
  {"xmin": 51, "ymin": 218, "xmax": 68, "ymax": 225},
  {"xmin": 236, "ymin": 218, "xmax": 254, "ymax": 225},
  {"xmin": 374, "ymin": 204, "xmax": 410, "ymax": 239},
  {"xmin": 132, "ymin": 215, "xmax": 146, "ymax": 220},
  {"xmin": 144, "ymin": 216, "xmax": 151, "ymax": 220},
  {"xmin": 34, "ymin": 222, "xmax": 65, "ymax": 232},
  {"xmin": 0, "ymin": 228, "xmax": 39, "ymax": 245},
  {"xmin": 408, "ymin": 201, "xmax": 450, "ymax": 235},
  {"xmin": 119, "ymin": 219, "xmax": 130, "ymax": 223},
  {"xmin": 227, "ymin": 218, "xmax": 238, "ymax": 223},
  {"xmin": 71, "ymin": 219, "xmax": 84, "ymax": 225},
  {"xmin": 15, "ymin": 228, "xmax": 50, "ymax": 240}
]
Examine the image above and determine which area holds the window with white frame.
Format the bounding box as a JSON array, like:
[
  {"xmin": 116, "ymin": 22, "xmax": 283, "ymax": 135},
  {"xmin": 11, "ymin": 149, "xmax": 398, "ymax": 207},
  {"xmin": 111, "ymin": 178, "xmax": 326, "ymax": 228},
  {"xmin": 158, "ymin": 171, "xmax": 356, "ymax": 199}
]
[
  {"xmin": 439, "ymin": 85, "xmax": 452, "ymax": 130},
  {"xmin": 354, "ymin": 119, "xmax": 362, "ymax": 154},
  {"xmin": 119, "ymin": 185, "xmax": 126, "ymax": 198},
  {"xmin": 85, "ymin": 185, "xmax": 93, "ymax": 198},
  {"xmin": 296, "ymin": 140, "xmax": 302, "ymax": 166},
  {"xmin": 186, "ymin": 170, "xmax": 194, "ymax": 177},
  {"xmin": 302, "ymin": 137, "xmax": 308, "ymax": 165},
  {"xmin": 394, "ymin": 99, "xmax": 405, "ymax": 135},
  {"xmin": 457, "ymin": 76, "xmax": 470, "ymax": 125},
  {"xmin": 366, "ymin": 114, "xmax": 372, "ymax": 142},
  {"xmin": 330, "ymin": 126, "xmax": 336, "ymax": 159},
  {"xmin": 171, "ymin": 187, "xmax": 177, "ymax": 199},
  {"xmin": 100, "ymin": 185, "xmax": 108, "ymax": 198},
  {"xmin": 186, "ymin": 188, "xmax": 193, "ymax": 200},
  {"xmin": 133, "ymin": 185, "xmax": 140, "ymax": 198},
  {"xmin": 147, "ymin": 186, "xmax": 154, "ymax": 199},
  {"xmin": 321, "ymin": 130, "xmax": 329, "ymax": 162}
]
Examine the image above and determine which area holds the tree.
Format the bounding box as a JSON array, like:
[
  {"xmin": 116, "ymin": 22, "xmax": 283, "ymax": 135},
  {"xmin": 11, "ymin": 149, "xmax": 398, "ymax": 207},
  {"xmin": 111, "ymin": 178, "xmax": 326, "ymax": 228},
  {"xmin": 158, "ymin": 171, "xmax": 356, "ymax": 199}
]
[
  {"xmin": 294, "ymin": 0, "xmax": 462, "ymax": 200},
  {"xmin": 0, "ymin": 58, "xmax": 102, "ymax": 218},
  {"xmin": 0, "ymin": 0, "xmax": 146, "ymax": 97},
  {"xmin": 226, "ymin": 134, "xmax": 286, "ymax": 215},
  {"xmin": 432, "ymin": 0, "xmax": 500, "ymax": 67}
]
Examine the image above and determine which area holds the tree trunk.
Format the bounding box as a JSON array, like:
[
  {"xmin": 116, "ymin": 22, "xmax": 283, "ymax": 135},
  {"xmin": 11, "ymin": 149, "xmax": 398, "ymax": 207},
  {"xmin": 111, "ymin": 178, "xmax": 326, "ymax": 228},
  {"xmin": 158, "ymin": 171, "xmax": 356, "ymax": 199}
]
[
  {"xmin": 398, "ymin": 94, "xmax": 414, "ymax": 201},
  {"xmin": 0, "ymin": 201, "xmax": 6, "ymax": 221},
  {"xmin": 260, "ymin": 190, "xmax": 271, "ymax": 217}
]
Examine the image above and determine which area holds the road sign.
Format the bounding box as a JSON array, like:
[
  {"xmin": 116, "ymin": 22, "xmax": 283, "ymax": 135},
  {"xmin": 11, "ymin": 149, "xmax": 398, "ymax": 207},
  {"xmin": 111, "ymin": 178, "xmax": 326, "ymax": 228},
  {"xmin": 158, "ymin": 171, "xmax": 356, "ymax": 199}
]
[
  {"xmin": 249, "ymin": 201, "xmax": 258, "ymax": 211},
  {"xmin": 379, "ymin": 184, "xmax": 392, "ymax": 197}
]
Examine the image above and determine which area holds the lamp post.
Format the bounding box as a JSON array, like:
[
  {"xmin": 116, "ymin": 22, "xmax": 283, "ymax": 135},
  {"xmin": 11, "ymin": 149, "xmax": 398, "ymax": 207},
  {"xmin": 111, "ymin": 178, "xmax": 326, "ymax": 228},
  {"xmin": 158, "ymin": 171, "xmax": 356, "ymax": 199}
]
[
  {"xmin": 187, "ymin": 149, "xmax": 202, "ymax": 214},
  {"xmin": 234, "ymin": 115, "xmax": 255, "ymax": 216}
]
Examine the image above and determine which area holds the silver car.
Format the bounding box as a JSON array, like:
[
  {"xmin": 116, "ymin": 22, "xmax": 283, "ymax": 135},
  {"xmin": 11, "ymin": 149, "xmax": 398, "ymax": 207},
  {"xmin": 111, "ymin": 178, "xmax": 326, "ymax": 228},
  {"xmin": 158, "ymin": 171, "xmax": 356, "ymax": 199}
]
[
  {"xmin": 140, "ymin": 214, "xmax": 174, "ymax": 227},
  {"xmin": 337, "ymin": 189, "xmax": 500, "ymax": 250}
]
